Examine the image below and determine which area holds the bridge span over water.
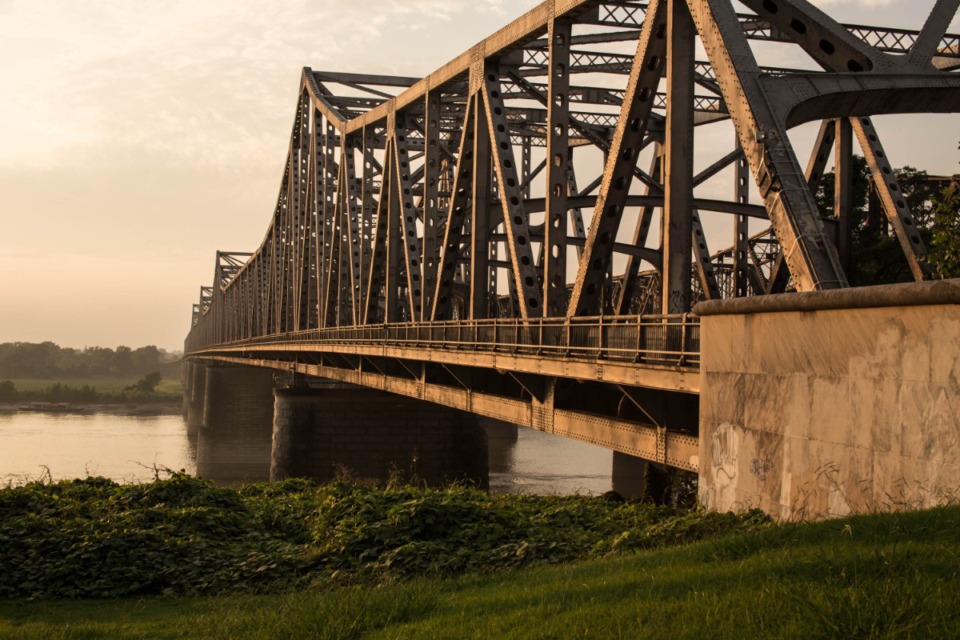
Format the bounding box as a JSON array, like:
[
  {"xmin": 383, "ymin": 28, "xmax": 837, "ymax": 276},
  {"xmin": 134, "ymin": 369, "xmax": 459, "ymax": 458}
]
[{"xmin": 185, "ymin": 0, "xmax": 960, "ymax": 518}]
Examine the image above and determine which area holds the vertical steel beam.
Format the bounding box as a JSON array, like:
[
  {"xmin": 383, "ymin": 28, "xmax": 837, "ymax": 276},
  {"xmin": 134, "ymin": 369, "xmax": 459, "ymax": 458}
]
[
  {"xmin": 834, "ymin": 118, "xmax": 854, "ymax": 279},
  {"xmin": 421, "ymin": 91, "xmax": 442, "ymax": 321},
  {"xmin": 394, "ymin": 113, "xmax": 424, "ymax": 320},
  {"xmin": 544, "ymin": 18, "xmax": 573, "ymax": 317},
  {"xmin": 733, "ymin": 140, "xmax": 751, "ymax": 297},
  {"xmin": 469, "ymin": 94, "xmax": 492, "ymax": 319},
  {"xmin": 661, "ymin": 0, "xmax": 696, "ymax": 314}
]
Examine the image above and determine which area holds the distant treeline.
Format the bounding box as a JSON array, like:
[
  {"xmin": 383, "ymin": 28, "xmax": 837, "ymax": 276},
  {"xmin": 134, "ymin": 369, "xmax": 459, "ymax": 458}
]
[{"xmin": 0, "ymin": 342, "xmax": 180, "ymax": 379}]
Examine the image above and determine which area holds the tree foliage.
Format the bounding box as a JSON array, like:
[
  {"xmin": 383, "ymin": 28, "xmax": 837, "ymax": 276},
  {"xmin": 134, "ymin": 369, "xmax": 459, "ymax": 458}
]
[
  {"xmin": 0, "ymin": 475, "xmax": 769, "ymax": 600},
  {"xmin": 0, "ymin": 342, "xmax": 178, "ymax": 379},
  {"xmin": 811, "ymin": 158, "xmax": 960, "ymax": 285},
  {"xmin": 930, "ymin": 183, "xmax": 960, "ymax": 279}
]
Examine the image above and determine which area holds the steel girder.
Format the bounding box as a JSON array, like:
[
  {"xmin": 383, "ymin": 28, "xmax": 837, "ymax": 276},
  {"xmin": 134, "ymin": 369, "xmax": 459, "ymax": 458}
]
[{"xmin": 187, "ymin": 0, "xmax": 958, "ymax": 349}]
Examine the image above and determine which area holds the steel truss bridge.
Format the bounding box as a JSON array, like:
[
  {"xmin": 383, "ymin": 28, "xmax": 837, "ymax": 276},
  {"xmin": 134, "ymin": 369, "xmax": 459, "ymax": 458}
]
[{"xmin": 186, "ymin": 0, "xmax": 960, "ymax": 472}]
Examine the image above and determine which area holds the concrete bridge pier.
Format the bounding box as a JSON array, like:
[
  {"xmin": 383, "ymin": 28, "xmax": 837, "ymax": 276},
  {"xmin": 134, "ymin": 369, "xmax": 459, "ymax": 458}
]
[
  {"xmin": 484, "ymin": 418, "xmax": 519, "ymax": 474},
  {"xmin": 270, "ymin": 382, "xmax": 488, "ymax": 488},
  {"xmin": 612, "ymin": 452, "xmax": 648, "ymax": 500},
  {"xmin": 182, "ymin": 361, "xmax": 207, "ymax": 432},
  {"xmin": 195, "ymin": 364, "xmax": 276, "ymax": 483}
]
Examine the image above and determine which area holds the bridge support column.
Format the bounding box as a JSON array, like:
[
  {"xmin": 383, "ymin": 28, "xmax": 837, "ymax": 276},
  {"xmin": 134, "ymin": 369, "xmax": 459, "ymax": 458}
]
[
  {"xmin": 271, "ymin": 383, "xmax": 488, "ymax": 488},
  {"xmin": 196, "ymin": 364, "xmax": 276, "ymax": 484},
  {"xmin": 484, "ymin": 418, "xmax": 519, "ymax": 474},
  {"xmin": 182, "ymin": 361, "xmax": 207, "ymax": 431},
  {"xmin": 612, "ymin": 452, "xmax": 647, "ymax": 500}
]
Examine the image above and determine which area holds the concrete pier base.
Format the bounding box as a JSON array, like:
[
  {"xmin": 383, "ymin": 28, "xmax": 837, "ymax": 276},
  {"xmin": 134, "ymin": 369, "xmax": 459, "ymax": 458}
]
[
  {"xmin": 182, "ymin": 361, "xmax": 207, "ymax": 432},
  {"xmin": 271, "ymin": 384, "xmax": 488, "ymax": 487},
  {"xmin": 611, "ymin": 451, "xmax": 647, "ymax": 500},
  {"xmin": 195, "ymin": 364, "xmax": 276, "ymax": 484},
  {"xmin": 484, "ymin": 418, "xmax": 519, "ymax": 474}
]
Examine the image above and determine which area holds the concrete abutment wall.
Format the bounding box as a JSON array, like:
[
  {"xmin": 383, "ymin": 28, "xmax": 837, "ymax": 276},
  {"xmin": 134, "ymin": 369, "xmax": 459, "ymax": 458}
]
[{"xmin": 696, "ymin": 280, "xmax": 960, "ymax": 519}]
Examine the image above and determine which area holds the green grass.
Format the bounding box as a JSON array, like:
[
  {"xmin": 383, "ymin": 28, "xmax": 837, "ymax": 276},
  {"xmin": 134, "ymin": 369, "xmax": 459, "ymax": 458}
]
[
  {"xmin": 1, "ymin": 506, "xmax": 958, "ymax": 639},
  {"xmin": 4, "ymin": 377, "xmax": 181, "ymax": 398}
]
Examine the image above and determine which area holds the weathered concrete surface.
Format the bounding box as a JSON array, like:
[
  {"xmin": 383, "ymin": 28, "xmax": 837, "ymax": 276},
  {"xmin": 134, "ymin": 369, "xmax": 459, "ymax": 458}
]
[
  {"xmin": 696, "ymin": 280, "xmax": 960, "ymax": 520},
  {"xmin": 271, "ymin": 383, "xmax": 488, "ymax": 488}
]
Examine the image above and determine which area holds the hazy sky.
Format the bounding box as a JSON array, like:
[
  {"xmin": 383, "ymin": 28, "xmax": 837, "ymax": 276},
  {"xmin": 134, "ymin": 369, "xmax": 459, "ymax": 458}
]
[{"xmin": 1, "ymin": 0, "xmax": 956, "ymax": 351}]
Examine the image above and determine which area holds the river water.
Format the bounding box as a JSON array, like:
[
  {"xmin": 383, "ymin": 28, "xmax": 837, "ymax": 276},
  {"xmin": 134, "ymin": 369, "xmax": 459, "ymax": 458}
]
[{"xmin": 0, "ymin": 410, "xmax": 613, "ymax": 495}]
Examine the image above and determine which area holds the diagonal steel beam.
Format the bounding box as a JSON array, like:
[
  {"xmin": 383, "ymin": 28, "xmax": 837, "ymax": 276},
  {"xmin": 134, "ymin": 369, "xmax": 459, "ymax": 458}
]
[
  {"xmin": 686, "ymin": 0, "xmax": 848, "ymax": 292},
  {"xmin": 737, "ymin": 0, "xmax": 883, "ymax": 72},
  {"xmin": 394, "ymin": 114, "xmax": 425, "ymax": 319},
  {"xmin": 544, "ymin": 18, "xmax": 573, "ymax": 316},
  {"xmin": 569, "ymin": 0, "xmax": 669, "ymax": 317},
  {"xmin": 431, "ymin": 89, "xmax": 478, "ymax": 321},
  {"xmin": 909, "ymin": 0, "xmax": 960, "ymax": 68},
  {"xmin": 851, "ymin": 116, "xmax": 931, "ymax": 281},
  {"xmin": 483, "ymin": 61, "xmax": 543, "ymax": 319}
]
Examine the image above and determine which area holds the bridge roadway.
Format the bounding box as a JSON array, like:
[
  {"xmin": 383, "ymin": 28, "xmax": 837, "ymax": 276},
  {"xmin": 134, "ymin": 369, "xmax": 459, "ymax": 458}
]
[{"xmin": 188, "ymin": 315, "xmax": 702, "ymax": 472}]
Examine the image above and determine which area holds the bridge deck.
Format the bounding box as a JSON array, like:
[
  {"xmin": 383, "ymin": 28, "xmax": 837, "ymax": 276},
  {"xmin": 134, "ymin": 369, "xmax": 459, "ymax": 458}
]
[{"xmin": 191, "ymin": 315, "xmax": 701, "ymax": 392}]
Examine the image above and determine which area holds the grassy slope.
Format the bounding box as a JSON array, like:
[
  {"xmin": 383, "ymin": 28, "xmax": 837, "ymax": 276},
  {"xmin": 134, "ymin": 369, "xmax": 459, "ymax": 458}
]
[{"xmin": 1, "ymin": 506, "xmax": 958, "ymax": 639}]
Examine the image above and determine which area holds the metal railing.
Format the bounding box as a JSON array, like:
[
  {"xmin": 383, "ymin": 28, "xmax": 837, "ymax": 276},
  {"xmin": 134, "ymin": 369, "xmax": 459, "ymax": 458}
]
[{"xmin": 191, "ymin": 314, "xmax": 700, "ymax": 367}]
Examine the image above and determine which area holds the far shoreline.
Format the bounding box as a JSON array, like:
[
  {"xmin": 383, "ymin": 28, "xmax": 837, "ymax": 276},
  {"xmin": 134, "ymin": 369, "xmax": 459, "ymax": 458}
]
[{"xmin": 0, "ymin": 402, "xmax": 182, "ymax": 417}]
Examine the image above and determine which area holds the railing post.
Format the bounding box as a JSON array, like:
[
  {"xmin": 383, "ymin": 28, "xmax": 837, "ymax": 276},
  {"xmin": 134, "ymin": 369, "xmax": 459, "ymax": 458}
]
[
  {"xmin": 680, "ymin": 313, "xmax": 688, "ymax": 366},
  {"xmin": 598, "ymin": 315, "xmax": 605, "ymax": 359},
  {"xmin": 636, "ymin": 315, "xmax": 643, "ymax": 363}
]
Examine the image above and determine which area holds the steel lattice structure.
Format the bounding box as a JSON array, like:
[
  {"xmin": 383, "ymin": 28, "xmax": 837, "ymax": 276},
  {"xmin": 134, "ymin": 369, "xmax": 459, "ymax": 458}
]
[{"xmin": 185, "ymin": 0, "xmax": 960, "ymax": 470}]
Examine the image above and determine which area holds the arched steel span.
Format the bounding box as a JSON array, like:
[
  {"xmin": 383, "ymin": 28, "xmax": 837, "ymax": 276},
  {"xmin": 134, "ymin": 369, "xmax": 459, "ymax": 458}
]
[{"xmin": 185, "ymin": 0, "xmax": 959, "ymax": 471}]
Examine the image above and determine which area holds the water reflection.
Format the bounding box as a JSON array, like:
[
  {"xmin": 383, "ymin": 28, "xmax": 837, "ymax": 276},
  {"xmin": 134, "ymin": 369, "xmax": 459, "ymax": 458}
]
[
  {"xmin": 0, "ymin": 410, "xmax": 614, "ymax": 495},
  {"xmin": 0, "ymin": 410, "xmax": 196, "ymax": 484}
]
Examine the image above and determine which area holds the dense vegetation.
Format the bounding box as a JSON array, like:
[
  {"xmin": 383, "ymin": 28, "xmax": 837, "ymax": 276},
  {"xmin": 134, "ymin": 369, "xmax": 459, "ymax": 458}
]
[
  {"xmin": 0, "ymin": 374, "xmax": 180, "ymax": 405},
  {"xmin": 0, "ymin": 474, "xmax": 768, "ymax": 600},
  {"xmin": 2, "ymin": 503, "xmax": 959, "ymax": 639},
  {"xmin": 812, "ymin": 162, "xmax": 960, "ymax": 285},
  {"xmin": 0, "ymin": 342, "xmax": 182, "ymax": 404},
  {"xmin": 0, "ymin": 342, "xmax": 179, "ymax": 380}
]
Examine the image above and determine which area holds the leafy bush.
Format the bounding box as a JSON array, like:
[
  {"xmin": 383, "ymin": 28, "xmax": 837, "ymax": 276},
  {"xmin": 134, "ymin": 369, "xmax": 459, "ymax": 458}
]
[{"xmin": 0, "ymin": 475, "xmax": 769, "ymax": 599}]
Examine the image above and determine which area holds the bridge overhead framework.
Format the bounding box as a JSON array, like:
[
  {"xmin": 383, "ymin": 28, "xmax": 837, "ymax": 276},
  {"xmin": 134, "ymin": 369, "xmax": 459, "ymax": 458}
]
[{"xmin": 185, "ymin": 0, "xmax": 960, "ymax": 513}]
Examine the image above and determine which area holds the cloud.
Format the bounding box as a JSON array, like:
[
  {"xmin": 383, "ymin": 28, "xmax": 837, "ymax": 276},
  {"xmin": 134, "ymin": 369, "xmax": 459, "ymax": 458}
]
[{"xmin": 0, "ymin": 0, "xmax": 537, "ymax": 173}]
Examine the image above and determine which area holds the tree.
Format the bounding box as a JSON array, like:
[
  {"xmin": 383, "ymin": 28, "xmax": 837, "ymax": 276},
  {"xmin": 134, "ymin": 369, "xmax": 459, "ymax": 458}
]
[
  {"xmin": 930, "ymin": 182, "xmax": 960, "ymax": 279},
  {"xmin": 813, "ymin": 158, "xmax": 934, "ymax": 286},
  {"xmin": 0, "ymin": 381, "xmax": 16, "ymax": 402},
  {"xmin": 127, "ymin": 371, "xmax": 162, "ymax": 393}
]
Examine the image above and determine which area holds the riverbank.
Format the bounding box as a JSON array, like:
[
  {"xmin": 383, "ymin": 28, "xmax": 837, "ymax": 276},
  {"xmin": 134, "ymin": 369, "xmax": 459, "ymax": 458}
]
[
  {"xmin": 1, "ymin": 503, "xmax": 958, "ymax": 638},
  {"xmin": 0, "ymin": 402, "xmax": 182, "ymax": 416}
]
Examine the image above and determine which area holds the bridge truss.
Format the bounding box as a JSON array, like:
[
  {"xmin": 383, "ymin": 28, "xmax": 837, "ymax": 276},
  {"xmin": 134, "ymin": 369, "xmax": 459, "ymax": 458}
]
[{"xmin": 186, "ymin": 0, "xmax": 960, "ymax": 470}]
